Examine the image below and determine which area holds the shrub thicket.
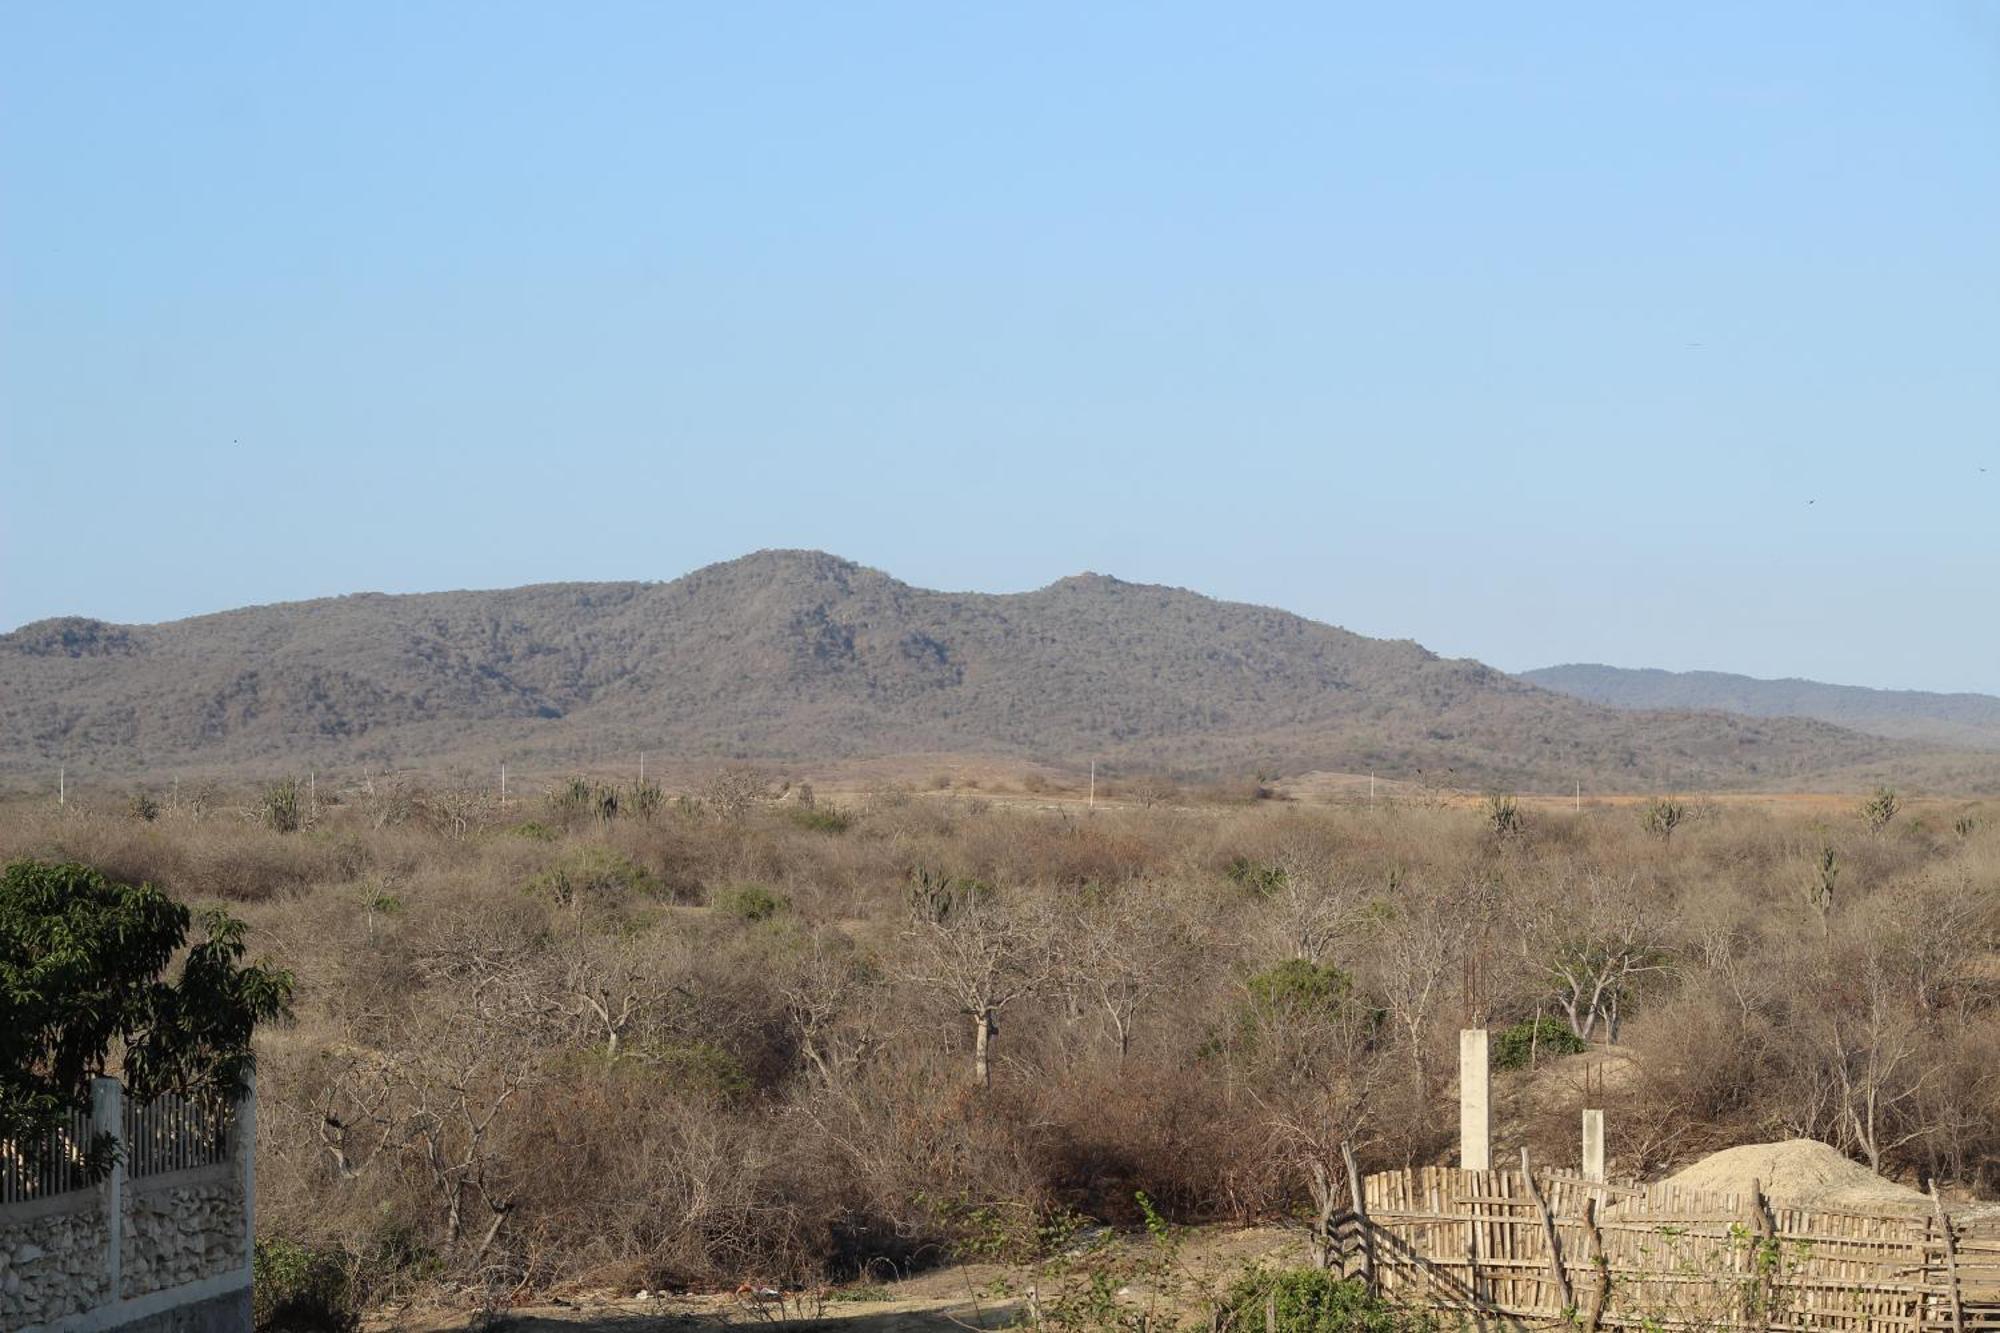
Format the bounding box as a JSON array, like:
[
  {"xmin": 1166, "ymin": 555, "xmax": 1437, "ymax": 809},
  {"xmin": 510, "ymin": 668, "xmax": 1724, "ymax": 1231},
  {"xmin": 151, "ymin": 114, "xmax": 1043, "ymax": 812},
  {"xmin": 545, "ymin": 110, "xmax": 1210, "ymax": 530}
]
[{"xmin": 3, "ymin": 783, "xmax": 1994, "ymax": 1313}]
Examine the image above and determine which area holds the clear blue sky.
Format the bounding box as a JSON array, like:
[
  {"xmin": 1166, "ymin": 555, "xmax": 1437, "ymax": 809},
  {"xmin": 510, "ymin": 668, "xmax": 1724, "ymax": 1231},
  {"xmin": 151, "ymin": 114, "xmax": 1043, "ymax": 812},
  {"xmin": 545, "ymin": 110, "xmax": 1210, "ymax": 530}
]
[{"xmin": 4, "ymin": 3, "xmax": 1997, "ymax": 691}]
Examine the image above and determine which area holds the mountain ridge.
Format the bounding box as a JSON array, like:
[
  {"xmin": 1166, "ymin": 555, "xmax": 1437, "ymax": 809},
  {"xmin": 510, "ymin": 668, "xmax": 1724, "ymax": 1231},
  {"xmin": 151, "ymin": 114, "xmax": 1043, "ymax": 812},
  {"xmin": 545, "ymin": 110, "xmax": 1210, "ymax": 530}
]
[
  {"xmin": 1522, "ymin": 663, "xmax": 2000, "ymax": 752},
  {"xmin": 2, "ymin": 550, "xmax": 1989, "ymax": 790}
]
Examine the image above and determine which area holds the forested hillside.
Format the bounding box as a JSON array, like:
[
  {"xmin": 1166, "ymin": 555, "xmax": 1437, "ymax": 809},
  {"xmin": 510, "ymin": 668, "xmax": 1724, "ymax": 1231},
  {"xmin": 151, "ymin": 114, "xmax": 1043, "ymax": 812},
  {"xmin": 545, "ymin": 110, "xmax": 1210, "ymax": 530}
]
[{"xmin": 1, "ymin": 550, "xmax": 1977, "ymax": 790}]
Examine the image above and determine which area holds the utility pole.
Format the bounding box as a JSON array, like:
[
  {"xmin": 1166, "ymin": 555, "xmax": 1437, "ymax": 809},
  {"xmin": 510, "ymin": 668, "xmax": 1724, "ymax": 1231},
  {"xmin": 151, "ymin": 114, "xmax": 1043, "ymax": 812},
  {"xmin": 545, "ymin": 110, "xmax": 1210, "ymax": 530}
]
[
  {"xmin": 1088, "ymin": 761, "xmax": 1096, "ymax": 809},
  {"xmin": 1575, "ymin": 778, "xmax": 1581, "ymax": 813},
  {"xmin": 1370, "ymin": 771, "xmax": 1376, "ymax": 807},
  {"xmin": 59, "ymin": 765, "xmax": 66, "ymax": 807},
  {"xmin": 639, "ymin": 751, "xmax": 645, "ymax": 785},
  {"xmin": 500, "ymin": 762, "xmax": 508, "ymax": 806}
]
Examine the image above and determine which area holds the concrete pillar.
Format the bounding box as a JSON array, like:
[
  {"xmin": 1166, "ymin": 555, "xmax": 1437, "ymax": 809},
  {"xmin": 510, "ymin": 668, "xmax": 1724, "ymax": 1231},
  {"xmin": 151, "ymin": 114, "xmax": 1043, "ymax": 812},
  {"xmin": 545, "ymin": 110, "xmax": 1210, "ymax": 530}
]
[
  {"xmin": 91, "ymin": 1075, "xmax": 123, "ymax": 1302},
  {"xmin": 236, "ymin": 1070, "xmax": 258, "ymax": 1286},
  {"xmin": 1459, "ymin": 1028, "xmax": 1490, "ymax": 1171},
  {"xmin": 1582, "ymin": 1108, "xmax": 1605, "ymax": 1183}
]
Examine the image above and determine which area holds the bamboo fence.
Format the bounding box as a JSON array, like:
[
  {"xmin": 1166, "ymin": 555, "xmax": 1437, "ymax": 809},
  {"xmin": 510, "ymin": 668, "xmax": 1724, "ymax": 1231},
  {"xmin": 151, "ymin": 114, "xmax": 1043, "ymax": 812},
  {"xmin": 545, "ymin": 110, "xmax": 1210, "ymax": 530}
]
[{"xmin": 1341, "ymin": 1163, "xmax": 2000, "ymax": 1333}]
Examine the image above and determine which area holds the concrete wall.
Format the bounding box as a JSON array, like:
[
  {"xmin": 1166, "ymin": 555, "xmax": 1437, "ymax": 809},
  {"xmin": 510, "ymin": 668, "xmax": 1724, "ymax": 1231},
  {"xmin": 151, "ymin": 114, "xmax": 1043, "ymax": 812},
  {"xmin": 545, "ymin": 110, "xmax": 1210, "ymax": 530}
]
[
  {"xmin": 0, "ymin": 1197, "xmax": 114, "ymax": 1325},
  {"xmin": 122, "ymin": 1171, "xmax": 249, "ymax": 1301},
  {"xmin": 0, "ymin": 1078, "xmax": 253, "ymax": 1333}
]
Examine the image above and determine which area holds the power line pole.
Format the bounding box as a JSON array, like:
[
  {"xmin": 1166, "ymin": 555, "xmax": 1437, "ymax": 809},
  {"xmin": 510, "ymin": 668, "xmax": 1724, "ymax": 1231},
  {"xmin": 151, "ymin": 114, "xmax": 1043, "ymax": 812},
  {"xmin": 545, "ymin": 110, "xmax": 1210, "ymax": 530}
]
[
  {"xmin": 1575, "ymin": 778, "xmax": 1581, "ymax": 813},
  {"xmin": 59, "ymin": 765, "xmax": 66, "ymax": 807},
  {"xmin": 1088, "ymin": 761, "xmax": 1096, "ymax": 809},
  {"xmin": 500, "ymin": 762, "xmax": 508, "ymax": 807},
  {"xmin": 639, "ymin": 751, "xmax": 645, "ymax": 785}
]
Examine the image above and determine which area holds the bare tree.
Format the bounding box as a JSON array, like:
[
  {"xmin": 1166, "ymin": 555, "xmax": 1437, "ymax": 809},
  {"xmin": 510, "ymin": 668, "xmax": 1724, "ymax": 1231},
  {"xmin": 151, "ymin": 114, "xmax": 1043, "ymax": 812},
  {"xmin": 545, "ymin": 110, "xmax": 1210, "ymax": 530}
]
[
  {"xmin": 897, "ymin": 875, "xmax": 1050, "ymax": 1087},
  {"xmin": 1522, "ymin": 875, "xmax": 1665, "ymax": 1042},
  {"xmin": 1057, "ymin": 886, "xmax": 1185, "ymax": 1064},
  {"xmin": 699, "ymin": 766, "xmax": 771, "ymax": 822},
  {"xmin": 780, "ymin": 931, "xmax": 885, "ymax": 1087},
  {"xmin": 1373, "ymin": 880, "xmax": 1477, "ymax": 1093},
  {"xmin": 1265, "ymin": 849, "xmax": 1367, "ymax": 965},
  {"xmin": 1806, "ymin": 953, "xmax": 1936, "ymax": 1174},
  {"xmin": 564, "ymin": 933, "xmax": 693, "ymax": 1058}
]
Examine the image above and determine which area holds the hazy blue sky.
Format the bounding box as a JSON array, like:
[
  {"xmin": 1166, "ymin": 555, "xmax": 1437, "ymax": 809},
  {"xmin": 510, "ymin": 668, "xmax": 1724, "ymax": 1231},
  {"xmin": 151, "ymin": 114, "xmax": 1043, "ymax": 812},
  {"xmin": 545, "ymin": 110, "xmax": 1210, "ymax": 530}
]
[{"xmin": 4, "ymin": 4, "xmax": 1997, "ymax": 691}]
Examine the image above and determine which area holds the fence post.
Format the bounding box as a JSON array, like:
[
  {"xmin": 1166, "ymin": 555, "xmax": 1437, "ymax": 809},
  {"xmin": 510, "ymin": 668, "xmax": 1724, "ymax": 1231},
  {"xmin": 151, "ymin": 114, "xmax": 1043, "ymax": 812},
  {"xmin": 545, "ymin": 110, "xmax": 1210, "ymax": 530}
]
[
  {"xmin": 1746, "ymin": 1177, "xmax": 1776, "ymax": 1333},
  {"xmin": 1459, "ymin": 1029, "xmax": 1490, "ymax": 1171},
  {"xmin": 1341, "ymin": 1140, "xmax": 1375, "ymax": 1294},
  {"xmin": 1581, "ymin": 1109, "xmax": 1605, "ymax": 1184},
  {"xmin": 1932, "ymin": 1182, "xmax": 1965, "ymax": 1333},
  {"xmin": 1520, "ymin": 1146, "xmax": 1574, "ymax": 1315},
  {"xmin": 1580, "ymin": 1195, "xmax": 1609, "ymax": 1333},
  {"xmin": 91, "ymin": 1075, "xmax": 123, "ymax": 1304}
]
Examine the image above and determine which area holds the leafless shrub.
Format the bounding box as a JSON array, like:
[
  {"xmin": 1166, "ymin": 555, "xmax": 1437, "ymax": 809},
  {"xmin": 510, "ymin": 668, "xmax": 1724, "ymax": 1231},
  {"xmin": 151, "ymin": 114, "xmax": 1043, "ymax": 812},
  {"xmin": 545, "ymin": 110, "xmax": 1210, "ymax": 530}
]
[{"xmin": 5, "ymin": 786, "xmax": 1993, "ymax": 1313}]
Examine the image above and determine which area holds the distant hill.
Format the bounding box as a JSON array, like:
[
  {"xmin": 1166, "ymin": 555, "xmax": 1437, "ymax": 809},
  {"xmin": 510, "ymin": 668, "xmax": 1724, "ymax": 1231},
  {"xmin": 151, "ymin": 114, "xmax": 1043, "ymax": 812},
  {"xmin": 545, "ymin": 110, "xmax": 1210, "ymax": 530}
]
[
  {"xmin": 1522, "ymin": 664, "xmax": 2000, "ymax": 752},
  {"xmin": 1, "ymin": 550, "xmax": 1986, "ymax": 790}
]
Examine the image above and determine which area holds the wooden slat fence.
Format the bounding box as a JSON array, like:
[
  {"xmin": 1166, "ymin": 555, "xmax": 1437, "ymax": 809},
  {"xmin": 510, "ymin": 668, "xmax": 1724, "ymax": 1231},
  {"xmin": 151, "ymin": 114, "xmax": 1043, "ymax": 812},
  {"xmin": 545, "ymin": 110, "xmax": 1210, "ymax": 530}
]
[{"xmin": 1344, "ymin": 1165, "xmax": 2000, "ymax": 1333}]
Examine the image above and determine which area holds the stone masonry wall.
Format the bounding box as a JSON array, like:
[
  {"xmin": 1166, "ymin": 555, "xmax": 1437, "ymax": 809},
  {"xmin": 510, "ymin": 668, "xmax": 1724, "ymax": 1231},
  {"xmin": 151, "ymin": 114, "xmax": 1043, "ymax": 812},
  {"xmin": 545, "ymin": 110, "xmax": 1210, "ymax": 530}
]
[
  {"xmin": 0, "ymin": 1198, "xmax": 114, "ymax": 1327},
  {"xmin": 122, "ymin": 1175, "xmax": 247, "ymax": 1300}
]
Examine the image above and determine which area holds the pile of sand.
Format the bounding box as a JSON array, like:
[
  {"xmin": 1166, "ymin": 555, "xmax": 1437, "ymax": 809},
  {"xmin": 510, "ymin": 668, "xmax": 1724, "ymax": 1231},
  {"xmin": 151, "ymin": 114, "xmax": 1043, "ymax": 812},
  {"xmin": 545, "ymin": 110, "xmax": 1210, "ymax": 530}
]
[{"xmin": 1649, "ymin": 1139, "xmax": 1929, "ymax": 1214}]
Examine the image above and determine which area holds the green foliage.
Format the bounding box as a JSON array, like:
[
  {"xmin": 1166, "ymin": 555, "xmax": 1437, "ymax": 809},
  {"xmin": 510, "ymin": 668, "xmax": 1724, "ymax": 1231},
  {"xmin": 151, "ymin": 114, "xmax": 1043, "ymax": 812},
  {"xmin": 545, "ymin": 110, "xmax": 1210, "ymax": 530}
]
[
  {"xmin": 965, "ymin": 1192, "xmax": 1195, "ymax": 1333},
  {"xmin": 545, "ymin": 776, "xmax": 662, "ymax": 825},
  {"xmin": 1640, "ymin": 797, "xmax": 1691, "ymax": 841},
  {"xmin": 253, "ymin": 1237, "xmax": 357, "ymax": 1332},
  {"xmin": 262, "ymin": 778, "xmax": 305, "ymax": 833},
  {"xmin": 549, "ymin": 776, "xmax": 594, "ymax": 818},
  {"xmin": 1485, "ymin": 793, "xmax": 1525, "ymax": 837},
  {"xmin": 0, "ymin": 861, "xmax": 293, "ymax": 1170},
  {"xmin": 128, "ymin": 791, "xmax": 161, "ymax": 822},
  {"xmin": 1245, "ymin": 959, "xmax": 1353, "ymax": 1022},
  {"xmin": 1225, "ymin": 857, "xmax": 1289, "ymax": 894},
  {"xmin": 509, "ymin": 820, "xmax": 561, "ymax": 841},
  {"xmin": 645, "ymin": 1040, "xmax": 752, "ymax": 1099},
  {"xmin": 908, "ymin": 866, "xmax": 992, "ymax": 923},
  {"xmin": 1220, "ymin": 1269, "xmax": 1435, "ymax": 1333},
  {"xmin": 1491, "ymin": 1015, "xmax": 1587, "ymax": 1070},
  {"xmin": 714, "ymin": 883, "xmax": 786, "ymax": 922},
  {"xmin": 630, "ymin": 779, "xmax": 665, "ymax": 821},
  {"xmin": 789, "ymin": 802, "xmax": 852, "ymax": 833},
  {"xmin": 1861, "ymin": 787, "xmax": 1899, "ymax": 833},
  {"xmin": 527, "ymin": 848, "xmax": 656, "ymax": 906}
]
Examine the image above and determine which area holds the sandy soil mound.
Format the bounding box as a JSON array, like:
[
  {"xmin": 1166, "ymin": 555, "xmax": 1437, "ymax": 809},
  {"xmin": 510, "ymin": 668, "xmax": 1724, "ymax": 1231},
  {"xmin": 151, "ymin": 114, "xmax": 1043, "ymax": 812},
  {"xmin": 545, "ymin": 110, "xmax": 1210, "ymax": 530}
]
[{"xmin": 1651, "ymin": 1139, "xmax": 1928, "ymax": 1214}]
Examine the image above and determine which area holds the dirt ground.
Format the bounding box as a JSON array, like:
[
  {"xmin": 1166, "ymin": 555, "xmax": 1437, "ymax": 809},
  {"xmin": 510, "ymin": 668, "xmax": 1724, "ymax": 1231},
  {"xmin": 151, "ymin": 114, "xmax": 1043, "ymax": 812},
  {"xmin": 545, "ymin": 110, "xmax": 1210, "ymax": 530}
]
[{"xmin": 368, "ymin": 1227, "xmax": 1308, "ymax": 1333}]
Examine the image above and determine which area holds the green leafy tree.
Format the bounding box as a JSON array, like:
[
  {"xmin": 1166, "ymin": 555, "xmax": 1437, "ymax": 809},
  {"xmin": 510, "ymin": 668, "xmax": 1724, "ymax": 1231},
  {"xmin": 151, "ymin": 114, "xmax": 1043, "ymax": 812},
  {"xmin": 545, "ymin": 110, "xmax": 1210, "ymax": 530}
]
[
  {"xmin": 1246, "ymin": 958, "xmax": 1355, "ymax": 1022},
  {"xmin": 0, "ymin": 860, "xmax": 294, "ymax": 1172},
  {"xmin": 1491, "ymin": 1015, "xmax": 1586, "ymax": 1069}
]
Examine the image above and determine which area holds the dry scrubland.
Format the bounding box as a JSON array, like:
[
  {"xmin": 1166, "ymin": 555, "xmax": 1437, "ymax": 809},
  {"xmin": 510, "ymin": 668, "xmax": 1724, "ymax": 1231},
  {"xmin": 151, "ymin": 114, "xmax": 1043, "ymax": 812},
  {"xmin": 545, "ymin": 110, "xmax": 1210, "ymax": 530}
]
[{"xmin": 4, "ymin": 775, "xmax": 1998, "ymax": 1316}]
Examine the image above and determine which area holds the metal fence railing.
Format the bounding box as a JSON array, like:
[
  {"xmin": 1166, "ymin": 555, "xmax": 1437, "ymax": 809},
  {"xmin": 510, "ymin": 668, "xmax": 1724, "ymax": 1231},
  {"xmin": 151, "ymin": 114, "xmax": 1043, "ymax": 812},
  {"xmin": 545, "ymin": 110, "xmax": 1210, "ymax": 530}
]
[
  {"xmin": 122, "ymin": 1092, "xmax": 233, "ymax": 1179},
  {"xmin": 0, "ymin": 1110, "xmax": 98, "ymax": 1205}
]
